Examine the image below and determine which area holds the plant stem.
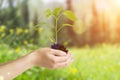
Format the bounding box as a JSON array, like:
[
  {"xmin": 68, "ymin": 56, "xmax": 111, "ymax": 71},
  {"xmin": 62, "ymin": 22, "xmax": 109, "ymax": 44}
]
[
  {"xmin": 55, "ymin": 18, "xmax": 58, "ymax": 44},
  {"xmin": 57, "ymin": 25, "xmax": 64, "ymax": 32}
]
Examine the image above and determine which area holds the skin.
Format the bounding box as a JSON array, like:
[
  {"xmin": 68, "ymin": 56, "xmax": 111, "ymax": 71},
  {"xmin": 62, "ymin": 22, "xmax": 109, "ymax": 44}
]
[{"xmin": 0, "ymin": 48, "xmax": 73, "ymax": 80}]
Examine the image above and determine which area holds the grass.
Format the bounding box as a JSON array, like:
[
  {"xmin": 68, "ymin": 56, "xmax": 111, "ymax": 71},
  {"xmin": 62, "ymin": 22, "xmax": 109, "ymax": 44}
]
[{"xmin": 0, "ymin": 43, "xmax": 120, "ymax": 80}]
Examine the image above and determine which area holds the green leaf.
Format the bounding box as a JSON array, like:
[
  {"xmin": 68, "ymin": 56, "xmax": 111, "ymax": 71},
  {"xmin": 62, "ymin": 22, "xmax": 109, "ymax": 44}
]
[
  {"xmin": 53, "ymin": 7, "xmax": 62, "ymax": 17},
  {"xmin": 45, "ymin": 9, "xmax": 52, "ymax": 18},
  {"xmin": 62, "ymin": 10, "xmax": 76, "ymax": 21},
  {"xmin": 50, "ymin": 38, "xmax": 55, "ymax": 43},
  {"xmin": 62, "ymin": 24, "xmax": 73, "ymax": 27},
  {"xmin": 58, "ymin": 24, "xmax": 73, "ymax": 32}
]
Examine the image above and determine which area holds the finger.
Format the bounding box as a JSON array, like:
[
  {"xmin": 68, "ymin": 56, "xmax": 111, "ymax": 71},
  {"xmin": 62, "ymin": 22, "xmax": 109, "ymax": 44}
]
[
  {"xmin": 50, "ymin": 49, "xmax": 66, "ymax": 56},
  {"xmin": 67, "ymin": 51, "xmax": 72, "ymax": 55},
  {"xmin": 55, "ymin": 56, "xmax": 73, "ymax": 68},
  {"xmin": 55, "ymin": 53, "xmax": 71, "ymax": 63},
  {"xmin": 68, "ymin": 52, "xmax": 74, "ymax": 61},
  {"xmin": 58, "ymin": 58, "xmax": 72, "ymax": 68}
]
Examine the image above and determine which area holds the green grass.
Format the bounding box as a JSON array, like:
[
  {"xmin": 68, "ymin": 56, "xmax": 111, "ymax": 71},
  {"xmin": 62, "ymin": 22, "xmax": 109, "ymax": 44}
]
[{"xmin": 0, "ymin": 44, "xmax": 120, "ymax": 80}]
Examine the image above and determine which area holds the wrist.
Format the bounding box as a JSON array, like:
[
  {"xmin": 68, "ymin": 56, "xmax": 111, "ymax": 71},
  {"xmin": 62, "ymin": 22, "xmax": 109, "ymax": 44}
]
[
  {"xmin": 27, "ymin": 51, "xmax": 40, "ymax": 67},
  {"xmin": 26, "ymin": 53, "xmax": 36, "ymax": 67}
]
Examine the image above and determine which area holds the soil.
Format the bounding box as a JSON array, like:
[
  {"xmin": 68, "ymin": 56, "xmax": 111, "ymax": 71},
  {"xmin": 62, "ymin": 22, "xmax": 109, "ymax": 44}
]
[{"xmin": 51, "ymin": 43, "xmax": 68, "ymax": 53}]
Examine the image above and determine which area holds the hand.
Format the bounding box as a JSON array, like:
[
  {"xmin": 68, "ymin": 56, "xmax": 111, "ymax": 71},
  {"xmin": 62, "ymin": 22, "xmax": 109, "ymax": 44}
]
[
  {"xmin": 0, "ymin": 48, "xmax": 73, "ymax": 80},
  {"xmin": 29, "ymin": 48, "xmax": 73, "ymax": 69}
]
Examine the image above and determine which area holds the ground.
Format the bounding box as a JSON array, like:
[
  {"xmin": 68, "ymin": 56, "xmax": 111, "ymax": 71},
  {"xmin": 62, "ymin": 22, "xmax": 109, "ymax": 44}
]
[{"xmin": 0, "ymin": 44, "xmax": 120, "ymax": 80}]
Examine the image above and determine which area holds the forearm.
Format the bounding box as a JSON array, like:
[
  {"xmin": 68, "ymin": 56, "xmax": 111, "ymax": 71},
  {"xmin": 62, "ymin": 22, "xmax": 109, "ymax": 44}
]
[{"xmin": 0, "ymin": 54, "xmax": 34, "ymax": 80}]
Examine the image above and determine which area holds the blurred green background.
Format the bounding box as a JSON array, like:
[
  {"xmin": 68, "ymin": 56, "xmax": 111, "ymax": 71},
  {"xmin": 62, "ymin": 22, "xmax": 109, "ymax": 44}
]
[{"xmin": 0, "ymin": 0, "xmax": 120, "ymax": 80}]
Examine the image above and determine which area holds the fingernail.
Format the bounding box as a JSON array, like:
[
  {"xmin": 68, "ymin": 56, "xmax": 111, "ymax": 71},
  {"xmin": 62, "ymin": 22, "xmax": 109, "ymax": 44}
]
[
  {"xmin": 71, "ymin": 56, "xmax": 73, "ymax": 59},
  {"xmin": 65, "ymin": 63, "xmax": 68, "ymax": 66},
  {"xmin": 71, "ymin": 59, "xmax": 74, "ymax": 62},
  {"xmin": 69, "ymin": 53, "xmax": 71, "ymax": 56},
  {"xmin": 71, "ymin": 57, "xmax": 74, "ymax": 61}
]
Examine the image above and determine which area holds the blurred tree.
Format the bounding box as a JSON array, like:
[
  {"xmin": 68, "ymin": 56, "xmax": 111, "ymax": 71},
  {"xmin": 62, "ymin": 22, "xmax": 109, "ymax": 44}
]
[
  {"xmin": 115, "ymin": 14, "xmax": 120, "ymax": 43},
  {"xmin": 21, "ymin": 0, "xmax": 29, "ymax": 26},
  {"xmin": 0, "ymin": 0, "xmax": 3, "ymax": 24},
  {"xmin": 66, "ymin": 0, "xmax": 84, "ymax": 46},
  {"xmin": 0, "ymin": 0, "xmax": 23, "ymax": 28},
  {"xmin": 89, "ymin": 0, "xmax": 101, "ymax": 45},
  {"xmin": 32, "ymin": 12, "xmax": 39, "ymax": 44}
]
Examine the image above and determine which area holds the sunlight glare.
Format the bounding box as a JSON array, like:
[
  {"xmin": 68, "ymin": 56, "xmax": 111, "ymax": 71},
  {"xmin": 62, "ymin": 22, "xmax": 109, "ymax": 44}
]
[
  {"xmin": 115, "ymin": 0, "xmax": 120, "ymax": 5},
  {"xmin": 0, "ymin": 76, "xmax": 4, "ymax": 80}
]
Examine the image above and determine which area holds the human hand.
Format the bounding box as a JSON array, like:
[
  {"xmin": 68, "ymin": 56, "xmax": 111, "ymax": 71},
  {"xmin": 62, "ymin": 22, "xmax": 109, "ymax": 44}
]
[{"xmin": 29, "ymin": 48, "xmax": 73, "ymax": 69}]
